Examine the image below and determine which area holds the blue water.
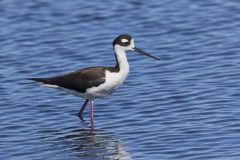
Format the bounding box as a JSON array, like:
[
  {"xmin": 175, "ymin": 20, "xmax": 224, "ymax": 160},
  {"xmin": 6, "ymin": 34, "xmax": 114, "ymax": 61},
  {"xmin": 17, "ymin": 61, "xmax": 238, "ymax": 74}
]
[{"xmin": 1, "ymin": 0, "xmax": 240, "ymax": 159}]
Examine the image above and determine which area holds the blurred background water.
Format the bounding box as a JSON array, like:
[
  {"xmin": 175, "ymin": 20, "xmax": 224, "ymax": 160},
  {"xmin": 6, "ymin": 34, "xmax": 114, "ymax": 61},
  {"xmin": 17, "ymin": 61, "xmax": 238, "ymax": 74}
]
[{"xmin": 1, "ymin": 0, "xmax": 240, "ymax": 159}]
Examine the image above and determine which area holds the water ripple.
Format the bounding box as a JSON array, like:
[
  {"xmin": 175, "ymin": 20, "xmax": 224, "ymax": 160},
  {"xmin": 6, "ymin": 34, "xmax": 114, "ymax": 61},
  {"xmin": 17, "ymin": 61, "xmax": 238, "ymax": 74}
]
[{"xmin": 1, "ymin": 0, "xmax": 240, "ymax": 159}]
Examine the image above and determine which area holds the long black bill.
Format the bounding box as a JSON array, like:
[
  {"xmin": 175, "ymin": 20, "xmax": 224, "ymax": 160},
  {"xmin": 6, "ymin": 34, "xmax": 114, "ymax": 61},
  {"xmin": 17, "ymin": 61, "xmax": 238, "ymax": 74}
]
[{"xmin": 134, "ymin": 47, "xmax": 160, "ymax": 60}]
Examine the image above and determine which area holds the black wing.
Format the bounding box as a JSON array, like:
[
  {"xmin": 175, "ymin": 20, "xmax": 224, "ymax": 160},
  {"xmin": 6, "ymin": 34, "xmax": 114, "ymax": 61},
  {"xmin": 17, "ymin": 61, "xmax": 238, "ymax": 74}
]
[{"xmin": 29, "ymin": 67, "xmax": 106, "ymax": 93}]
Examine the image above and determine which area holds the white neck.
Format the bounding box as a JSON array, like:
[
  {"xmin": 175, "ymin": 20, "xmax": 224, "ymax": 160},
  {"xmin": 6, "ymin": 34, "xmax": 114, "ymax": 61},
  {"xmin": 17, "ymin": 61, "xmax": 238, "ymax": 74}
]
[{"xmin": 114, "ymin": 46, "xmax": 129, "ymax": 74}]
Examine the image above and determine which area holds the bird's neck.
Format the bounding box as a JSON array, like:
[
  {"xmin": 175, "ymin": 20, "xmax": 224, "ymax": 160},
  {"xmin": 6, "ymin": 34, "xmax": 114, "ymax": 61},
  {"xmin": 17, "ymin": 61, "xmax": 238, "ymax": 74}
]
[{"xmin": 114, "ymin": 47, "xmax": 129, "ymax": 74}]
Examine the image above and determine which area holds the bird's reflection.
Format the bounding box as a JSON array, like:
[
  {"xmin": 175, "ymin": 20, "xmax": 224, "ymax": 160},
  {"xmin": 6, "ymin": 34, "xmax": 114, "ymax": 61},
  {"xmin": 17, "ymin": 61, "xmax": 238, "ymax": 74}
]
[{"xmin": 54, "ymin": 127, "xmax": 132, "ymax": 160}]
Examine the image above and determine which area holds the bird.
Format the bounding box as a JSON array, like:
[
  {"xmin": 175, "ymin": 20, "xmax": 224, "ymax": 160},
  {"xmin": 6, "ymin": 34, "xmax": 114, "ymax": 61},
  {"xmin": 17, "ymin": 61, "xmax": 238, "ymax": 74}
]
[{"xmin": 29, "ymin": 34, "xmax": 159, "ymax": 129}]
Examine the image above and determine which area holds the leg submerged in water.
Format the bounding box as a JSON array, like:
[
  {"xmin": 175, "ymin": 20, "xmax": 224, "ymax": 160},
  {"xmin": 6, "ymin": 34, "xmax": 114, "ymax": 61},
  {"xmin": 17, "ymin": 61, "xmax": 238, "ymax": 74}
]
[{"xmin": 90, "ymin": 100, "xmax": 94, "ymax": 129}]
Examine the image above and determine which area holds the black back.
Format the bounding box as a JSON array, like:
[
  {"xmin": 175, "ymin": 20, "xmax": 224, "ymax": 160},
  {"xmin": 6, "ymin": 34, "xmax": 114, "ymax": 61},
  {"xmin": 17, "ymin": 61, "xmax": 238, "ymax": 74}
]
[{"xmin": 29, "ymin": 67, "xmax": 120, "ymax": 93}]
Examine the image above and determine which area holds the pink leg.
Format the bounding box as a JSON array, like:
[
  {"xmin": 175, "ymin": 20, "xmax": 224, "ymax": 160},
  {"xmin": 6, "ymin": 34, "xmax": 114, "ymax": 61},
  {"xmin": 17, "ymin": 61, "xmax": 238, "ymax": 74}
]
[
  {"xmin": 90, "ymin": 100, "xmax": 94, "ymax": 129},
  {"xmin": 78, "ymin": 99, "xmax": 89, "ymax": 119}
]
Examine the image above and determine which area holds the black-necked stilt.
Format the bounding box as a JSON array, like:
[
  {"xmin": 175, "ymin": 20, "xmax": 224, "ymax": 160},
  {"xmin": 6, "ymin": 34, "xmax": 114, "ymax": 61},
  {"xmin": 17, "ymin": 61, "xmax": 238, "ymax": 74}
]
[{"xmin": 29, "ymin": 34, "xmax": 159, "ymax": 128}]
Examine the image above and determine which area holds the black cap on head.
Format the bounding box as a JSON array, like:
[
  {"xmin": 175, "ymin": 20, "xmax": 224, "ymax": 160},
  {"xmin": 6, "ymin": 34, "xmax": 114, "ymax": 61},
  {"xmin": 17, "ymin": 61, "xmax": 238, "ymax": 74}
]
[
  {"xmin": 112, "ymin": 34, "xmax": 160, "ymax": 60},
  {"xmin": 112, "ymin": 34, "xmax": 132, "ymax": 47}
]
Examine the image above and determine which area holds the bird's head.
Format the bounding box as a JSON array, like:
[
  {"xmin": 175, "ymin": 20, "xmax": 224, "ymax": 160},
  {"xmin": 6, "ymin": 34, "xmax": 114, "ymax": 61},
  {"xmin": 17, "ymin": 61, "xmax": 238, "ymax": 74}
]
[{"xmin": 112, "ymin": 34, "xmax": 160, "ymax": 60}]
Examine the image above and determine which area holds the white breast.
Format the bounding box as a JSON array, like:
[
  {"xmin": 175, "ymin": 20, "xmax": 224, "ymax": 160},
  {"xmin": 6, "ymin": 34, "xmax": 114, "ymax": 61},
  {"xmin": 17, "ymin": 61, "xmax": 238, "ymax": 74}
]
[
  {"xmin": 87, "ymin": 46, "xmax": 130, "ymax": 99},
  {"xmin": 86, "ymin": 68, "xmax": 129, "ymax": 98},
  {"xmin": 85, "ymin": 45, "xmax": 129, "ymax": 99}
]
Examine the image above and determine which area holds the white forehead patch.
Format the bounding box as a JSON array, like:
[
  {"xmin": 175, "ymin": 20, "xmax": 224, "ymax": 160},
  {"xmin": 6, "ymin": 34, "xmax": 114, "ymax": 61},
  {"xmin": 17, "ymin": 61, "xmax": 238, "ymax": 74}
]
[{"xmin": 121, "ymin": 39, "xmax": 128, "ymax": 43}]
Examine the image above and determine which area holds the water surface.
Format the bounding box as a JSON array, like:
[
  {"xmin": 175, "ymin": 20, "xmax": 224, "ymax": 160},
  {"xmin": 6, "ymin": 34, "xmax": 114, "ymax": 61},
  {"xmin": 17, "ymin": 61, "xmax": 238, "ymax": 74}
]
[{"xmin": 1, "ymin": 0, "xmax": 240, "ymax": 159}]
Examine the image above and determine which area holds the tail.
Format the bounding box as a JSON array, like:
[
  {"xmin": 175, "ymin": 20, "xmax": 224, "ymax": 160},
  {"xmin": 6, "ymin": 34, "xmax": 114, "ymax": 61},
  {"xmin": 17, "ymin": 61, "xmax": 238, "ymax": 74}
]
[
  {"xmin": 28, "ymin": 78, "xmax": 48, "ymax": 83},
  {"xmin": 28, "ymin": 77, "xmax": 59, "ymax": 88}
]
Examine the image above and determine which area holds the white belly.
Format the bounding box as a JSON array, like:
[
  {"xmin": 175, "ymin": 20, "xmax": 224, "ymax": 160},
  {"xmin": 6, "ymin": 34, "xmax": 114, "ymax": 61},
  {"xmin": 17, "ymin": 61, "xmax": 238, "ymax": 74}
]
[
  {"xmin": 86, "ymin": 70, "xmax": 129, "ymax": 99},
  {"xmin": 42, "ymin": 70, "xmax": 129, "ymax": 100}
]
